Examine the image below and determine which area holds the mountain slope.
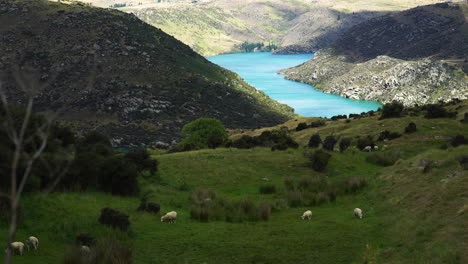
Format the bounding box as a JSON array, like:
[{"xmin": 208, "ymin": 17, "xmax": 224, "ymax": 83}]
[
  {"xmin": 85, "ymin": 0, "xmax": 448, "ymax": 56},
  {"xmin": 282, "ymin": 2, "xmax": 468, "ymax": 105},
  {"xmin": 0, "ymin": 0, "xmax": 294, "ymax": 147}
]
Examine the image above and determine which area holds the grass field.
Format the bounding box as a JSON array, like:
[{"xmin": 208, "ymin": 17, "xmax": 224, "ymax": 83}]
[{"xmin": 1, "ymin": 102, "xmax": 467, "ymax": 263}]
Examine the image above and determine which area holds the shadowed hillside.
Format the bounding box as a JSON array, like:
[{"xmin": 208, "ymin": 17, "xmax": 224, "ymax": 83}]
[{"xmin": 0, "ymin": 0, "xmax": 294, "ymax": 147}]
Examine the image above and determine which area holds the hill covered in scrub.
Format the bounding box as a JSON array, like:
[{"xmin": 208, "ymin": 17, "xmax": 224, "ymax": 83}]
[
  {"xmin": 281, "ymin": 2, "xmax": 468, "ymax": 106},
  {"xmin": 82, "ymin": 0, "xmax": 447, "ymax": 56},
  {"xmin": 0, "ymin": 0, "xmax": 294, "ymax": 147},
  {"xmin": 1, "ymin": 99, "xmax": 467, "ymax": 263}
]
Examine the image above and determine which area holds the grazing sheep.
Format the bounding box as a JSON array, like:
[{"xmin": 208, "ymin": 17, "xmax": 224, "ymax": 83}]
[
  {"xmin": 373, "ymin": 146, "xmax": 379, "ymax": 151},
  {"xmin": 364, "ymin": 146, "xmax": 372, "ymax": 152},
  {"xmin": 161, "ymin": 211, "xmax": 177, "ymax": 223},
  {"xmin": 354, "ymin": 208, "xmax": 363, "ymax": 219},
  {"xmin": 5, "ymin": 242, "xmax": 24, "ymax": 256},
  {"xmin": 301, "ymin": 210, "xmax": 313, "ymax": 220},
  {"xmin": 80, "ymin": 245, "xmax": 90, "ymax": 254},
  {"xmin": 26, "ymin": 236, "xmax": 39, "ymax": 251}
]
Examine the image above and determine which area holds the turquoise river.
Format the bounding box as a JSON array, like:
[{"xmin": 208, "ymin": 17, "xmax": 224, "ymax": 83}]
[{"xmin": 207, "ymin": 52, "xmax": 382, "ymax": 117}]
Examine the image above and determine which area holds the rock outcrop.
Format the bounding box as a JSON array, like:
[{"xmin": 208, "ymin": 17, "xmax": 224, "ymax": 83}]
[{"xmin": 281, "ymin": 3, "xmax": 468, "ymax": 105}]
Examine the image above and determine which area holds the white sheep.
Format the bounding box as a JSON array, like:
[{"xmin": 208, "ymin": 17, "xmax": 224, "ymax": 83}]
[
  {"xmin": 354, "ymin": 208, "xmax": 363, "ymax": 219},
  {"xmin": 301, "ymin": 210, "xmax": 312, "ymax": 220},
  {"xmin": 4, "ymin": 242, "xmax": 24, "ymax": 256},
  {"xmin": 26, "ymin": 236, "xmax": 39, "ymax": 251},
  {"xmin": 161, "ymin": 211, "xmax": 177, "ymax": 223},
  {"xmin": 373, "ymin": 146, "xmax": 379, "ymax": 151},
  {"xmin": 80, "ymin": 245, "xmax": 90, "ymax": 254},
  {"xmin": 364, "ymin": 146, "xmax": 372, "ymax": 152}
]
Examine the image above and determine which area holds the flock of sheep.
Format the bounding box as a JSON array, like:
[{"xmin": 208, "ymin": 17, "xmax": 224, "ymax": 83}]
[
  {"xmin": 4, "ymin": 236, "xmax": 38, "ymax": 256},
  {"xmin": 302, "ymin": 208, "xmax": 363, "ymax": 220},
  {"xmin": 5, "ymin": 209, "xmax": 362, "ymax": 256}
]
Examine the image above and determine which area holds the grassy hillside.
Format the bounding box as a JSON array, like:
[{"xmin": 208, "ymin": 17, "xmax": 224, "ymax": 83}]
[
  {"xmin": 0, "ymin": 0, "xmax": 294, "ymax": 148},
  {"xmin": 2, "ymin": 100, "xmax": 467, "ymax": 263}
]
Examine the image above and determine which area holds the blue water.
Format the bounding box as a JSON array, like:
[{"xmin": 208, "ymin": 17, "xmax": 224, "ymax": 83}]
[{"xmin": 207, "ymin": 52, "xmax": 382, "ymax": 117}]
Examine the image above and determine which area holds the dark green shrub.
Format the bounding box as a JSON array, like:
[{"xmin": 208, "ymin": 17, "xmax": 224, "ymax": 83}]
[
  {"xmin": 64, "ymin": 237, "xmax": 132, "ymax": 264},
  {"xmin": 310, "ymin": 120, "xmax": 326, "ymax": 128},
  {"xmin": 286, "ymin": 191, "xmax": 303, "ymax": 207},
  {"xmin": 327, "ymin": 189, "xmax": 337, "ymax": 202},
  {"xmin": 461, "ymin": 113, "xmax": 468, "ymax": 123},
  {"xmin": 366, "ymin": 150, "xmax": 401, "ymax": 166},
  {"xmin": 283, "ymin": 177, "xmax": 295, "ymax": 191},
  {"xmin": 314, "ymin": 192, "xmax": 329, "ymax": 205},
  {"xmin": 296, "ymin": 122, "xmax": 308, "ymax": 131},
  {"xmin": 424, "ymin": 104, "xmax": 457, "ymax": 118},
  {"xmin": 307, "ymin": 149, "xmax": 332, "ymax": 172},
  {"xmin": 231, "ymin": 135, "xmax": 255, "ymax": 149},
  {"xmin": 323, "ymin": 135, "xmax": 337, "ymax": 151},
  {"xmin": 259, "ymin": 184, "xmax": 277, "ymax": 194},
  {"xmin": 99, "ymin": 157, "xmax": 139, "ymax": 196},
  {"xmin": 378, "ymin": 130, "xmax": 402, "ymax": 141},
  {"xmin": 308, "ymin": 134, "xmax": 322, "ymax": 148},
  {"xmin": 405, "ymin": 122, "xmax": 417, "ymax": 133},
  {"xmin": 380, "ymin": 101, "xmax": 404, "ymax": 119},
  {"xmin": 98, "ymin": 208, "xmax": 130, "ymax": 231},
  {"xmin": 458, "ymin": 155, "xmax": 468, "ymax": 170},
  {"xmin": 124, "ymin": 149, "xmax": 158, "ymax": 175},
  {"xmin": 75, "ymin": 233, "xmax": 96, "ymax": 247},
  {"xmin": 258, "ymin": 202, "xmax": 271, "ymax": 221},
  {"xmin": 178, "ymin": 118, "xmax": 228, "ymax": 150},
  {"xmin": 451, "ymin": 135, "xmax": 467, "ymax": 147},
  {"xmin": 339, "ymin": 138, "xmax": 351, "ymax": 152},
  {"xmin": 423, "ymin": 161, "xmax": 436, "ymax": 173},
  {"xmin": 357, "ymin": 135, "xmax": 375, "ymax": 150},
  {"xmin": 345, "ymin": 176, "xmax": 367, "ymax": 193},
  {"xmin": 331, "ymin": 115, "xmax": 347, "ymax": 121}
]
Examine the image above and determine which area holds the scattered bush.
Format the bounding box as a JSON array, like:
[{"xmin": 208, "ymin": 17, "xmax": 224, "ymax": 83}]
[
  {"xmin": 258, "ymin": 202, "xmax": 271, "ymax": 221},
  {"xmin": 283, "ymin": 177, "xmax": 295, "ymax": 191},
  {"xmin": 178, "ymin": 118, "xmax": 228, "ymax": 150},
  {"xmin": 75, "ymin": 233, "xmax": 96, "ymax": 247},
  {"xmin": 405, "ymin": 122, "xmax": 417, "ymax": 133},
  {"xmin": 451, "ymin": 135, "xmax": 467, "ymax": 147},
  {"xmin": 345, "ymin": 176, "xmax": 367, "ymax": 193},
  {"xmin": 323, "ymin": 135, "xmax": 337, "ymax": 151},
  {"xmin": 306, "ymin": 149, "xmax": 332, "ymax": 172},
  {"xmin": 423, "ymin": 161, "xmax": 436, "ymax": 173},
  {"xmin": 331, "ymin": 115, "xmax": 347, "ymax": 121},
  {"xmin": 339, "ymin": 138, "xmax": 351, "ymax": 152},
  {"xmin": 461, "ymin": 113, "xmax": 468, "ymax": 123},
  {"xmin": 423, "ymin": 104, "xmax": 457, "ymax": 119},
  {"xmin": 232, "ymin": 130, "xmax": 298, "ymax": 150},
  {"xmin": 295, "ymin": 122, "xmax": 308, "ymax": 131},
  {"xmin": 259, "ymin": 184, "xmax": 277, "ymax": 194},
  {"xmin": 366, "ymin": 150, "xmax": 401, "ymax": 166},
  {"xmin": 378, "ymin": 130, "xmax": 402, "ymax": 141},
  {"xmin": 98, "ymin": 157, "xmax": 139, "ymax": 196},
  {"xmin": 286, "ymin": 191, "xmax": 303, "ymax": 207},
  {"xmin": 310, "ymin": 120, "xmax": 326, "ymax": 128},
  {"xmin": 64, "ymin": 237, "xmax": 132, "ymax": 264},
  {"xmin": 308, "ymin": 134, "xmax": 322, "ymax": 148},
  {"xmin": 380, "ymin": 101, "xmax": 404, "ymax": 119},
  {"xmin": 124, "ymin": 149, "xmax": 158, "ymax": 175},
  {"xmin": 98, "ymin": 208, "xmax": 130, "ymax": 231},
  {"xmin": 357, "ymin": 135, "xmax": 375, "ymax": 150},
  {"xmin": 458, "ymin": 155, "xmax": 468, "ymax": 170}
]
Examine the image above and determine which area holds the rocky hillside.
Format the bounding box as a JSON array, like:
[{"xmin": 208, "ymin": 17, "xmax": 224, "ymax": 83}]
[
  {"xmin": 0, "ymin": 0, "xmax": 294, "ymax": 147},
  {"xmin": 282, "ymin": 3, "xmax": 468, "ymax": 105},
  {"xmin": 89, "ymin": 0, "xmax": 446, "ymax": 56}
]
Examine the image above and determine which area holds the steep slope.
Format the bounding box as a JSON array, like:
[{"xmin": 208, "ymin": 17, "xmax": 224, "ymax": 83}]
[
  {"xmin": 282, "ymin": 3, "xmax": 468, "ymax": 105},
  {"xmin": 0, "ymin": 0, "xmax": 294, "ymax": 147},
  {"xmin": 81, "ymin": 0, "xmax": 448, "ymax": 56}
]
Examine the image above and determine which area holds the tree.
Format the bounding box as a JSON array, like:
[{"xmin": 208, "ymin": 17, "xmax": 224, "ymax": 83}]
[
  {"xmin": 0, "ymin": 66, "xmax": 72, "ymax": 264},
  {"xmin": 308, "ymin": 134, "xmax": 321, "ymax": 148},
  {"xmin": 178, "ymin": 118, "xmax": 228, "ymax": 150}
]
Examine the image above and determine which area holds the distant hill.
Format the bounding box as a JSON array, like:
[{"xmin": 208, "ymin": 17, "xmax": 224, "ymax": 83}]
[
  {"xmin": 0, "ymin": 0, "xmax": 294, "ymax": 147},
  {"xmin": 80, "ymin": 0, "xmax": 448, "ymax": 56},
  {"xmin": 282, "ymin": 2, "xmax": 468, "ymax": 106}
]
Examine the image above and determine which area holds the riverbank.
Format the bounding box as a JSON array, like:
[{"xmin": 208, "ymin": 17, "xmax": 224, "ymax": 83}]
[{"xmin": 208, "ymin": 52, "xmax": 381, "ymax": 117}]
